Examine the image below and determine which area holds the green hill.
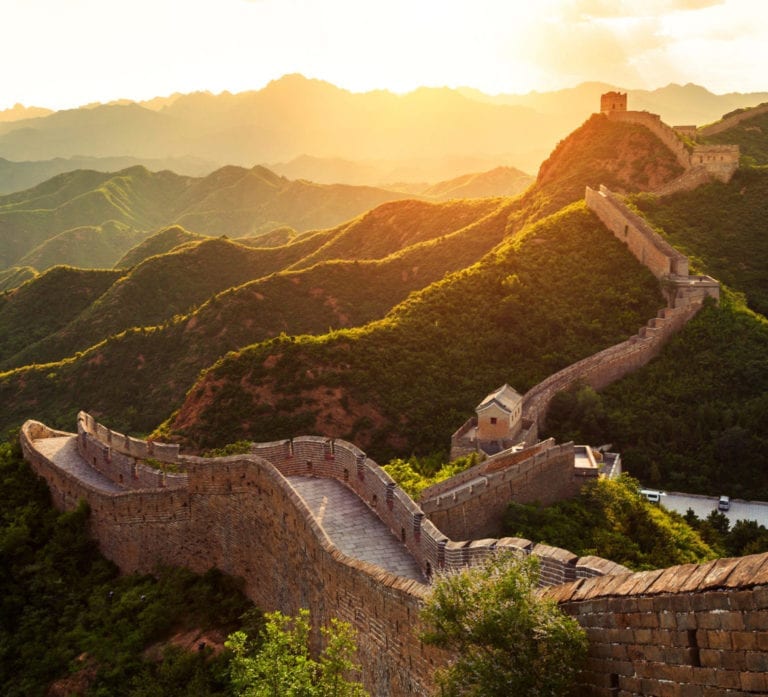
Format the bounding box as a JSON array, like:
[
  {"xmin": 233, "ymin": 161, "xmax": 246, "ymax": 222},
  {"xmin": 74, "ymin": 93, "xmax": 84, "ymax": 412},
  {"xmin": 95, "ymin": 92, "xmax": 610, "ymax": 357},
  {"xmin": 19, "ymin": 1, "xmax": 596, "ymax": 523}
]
[
  {"xmin": 160, "ymin": 201, "xmax": 662, "ymax": 458},
  {"xmin": 0, "ymin": 197, "xmax": 517, "ymax": 433},
  {"xmin": 240, "ymin": 225, "xmax": 298, "ymax": 247},
  {"xmin": 2, "ymin": 231, "xmax": 333, "ymax": 369},
  {"xmin": 7, "ymin": 194, "xmax": 489, "ymax": 370},
  {"xmin": 543, "ymin": 164, "xmax": 768, "ymax": 499},
  {"xmin": 0, "ymin": 167, "xmax": 186, "ymax": 269},
  {"xmin": 546, "ymin": 293, "xmax": 768, "ymax": 500},
  {"xmin": 0, "ymin": 265, "xmax": 36, "ymax": 291},
  {"xmin": 631, "ymin": 167, "xmax": 768, "ymax": 316},
  {"xmin": 0, "ymin": 164, "xmax": 423, "ymax": 273},
  {"xmin": 18, "ymin": 222, "xmax": 145, "ymax": 271},
  {"xmin": 422, "ymin": 166, "xmax": 533, "ymax": 200},
  {"xmin": 701, "ymin": 105, "xmax": 768, "ymax": 165},
  {"xmin": 114, "ymin": 225, "xmax": 207, "ymax": 269},
  {"xmin": 0, "ymin": 111, "xmax": 693, "ymax": 449},
  {"xmin": 286, "ymin": 198, "xmax": 501, "ymax": 271},
  {"xmin": 0, "ymin": 266, "xmax": 121, "ymax": 364}
]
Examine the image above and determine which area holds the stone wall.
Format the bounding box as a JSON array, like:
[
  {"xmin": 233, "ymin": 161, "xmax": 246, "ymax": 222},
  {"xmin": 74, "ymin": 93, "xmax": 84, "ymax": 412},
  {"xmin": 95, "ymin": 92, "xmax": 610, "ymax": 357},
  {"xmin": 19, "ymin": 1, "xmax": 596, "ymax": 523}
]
[
  {"xmin": 78, "ymin": 412, "xmax": 188, "ymax": 490},
  {"xmin": 522, "ymin": 301, "xmax": 702, "ymax": 434},
  {"xmin": 426, "ymin": 439, "xmax": 555, "ymax": 500},
  {"xmin": 22, "ymin": 415, "xmax": 634, "ymax": 695},
  {"xmin": 586, "ymin": 185, "xmax": 688, "ymax": 278},
  {"xmin": 690, "ymin": 144, "xmax": 740, "ymax": 183},
  {"xmin": 698, "ymin": 102, "xmax": 768, "ymax": 137},
  {"xmin": 31, "ymin": 418, "xmax": 768, "ymax": 695},
  {"xmin": 420, "ymin": 441, "xmax": 579, "ymax": 540},
  {"xmin": 549, "ymin": 552, "xmax": 768, "ymax": 696},
  {"xmin": 606, "ymin": 110, "xmax": 741, "ymax": 188},
  {"xmin": 22, "ymin": 420, "xmax": 437, "ymax": 696},
  {"xmin": 508, "ymin": 184, "xmax": 723, "ymax": 435},
  {"xmin": 652, "ymin": 166, "xmax": 716, "ymax": 197}
]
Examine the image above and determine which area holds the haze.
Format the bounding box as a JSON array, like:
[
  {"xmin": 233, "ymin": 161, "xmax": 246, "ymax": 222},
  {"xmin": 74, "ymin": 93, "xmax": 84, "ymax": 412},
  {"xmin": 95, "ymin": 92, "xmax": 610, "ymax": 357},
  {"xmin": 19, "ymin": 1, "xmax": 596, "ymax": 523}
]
[{"xmin": 2, "ymin": 0, "xmax": 767, "ymax": 111}]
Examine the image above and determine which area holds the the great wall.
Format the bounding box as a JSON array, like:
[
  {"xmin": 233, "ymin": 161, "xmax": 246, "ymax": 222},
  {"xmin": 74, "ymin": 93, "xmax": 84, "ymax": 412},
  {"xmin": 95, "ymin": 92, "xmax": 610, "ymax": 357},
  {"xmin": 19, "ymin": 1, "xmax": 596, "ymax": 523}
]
[{"xmin": 22, "ymin": 96, "xmax": 768, "ymax": 696}]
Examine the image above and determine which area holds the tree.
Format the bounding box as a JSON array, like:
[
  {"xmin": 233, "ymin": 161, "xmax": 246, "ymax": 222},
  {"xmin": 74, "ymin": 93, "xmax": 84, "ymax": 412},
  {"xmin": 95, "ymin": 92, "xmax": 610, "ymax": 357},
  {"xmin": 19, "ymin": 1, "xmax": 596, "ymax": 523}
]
[
  {"xmin": 226, "ymin": 609, "xmax": 368, "ymax": 697},
  {"xmin": 420, "ymin": 553, "xmax": 587, "ymax": 697}
]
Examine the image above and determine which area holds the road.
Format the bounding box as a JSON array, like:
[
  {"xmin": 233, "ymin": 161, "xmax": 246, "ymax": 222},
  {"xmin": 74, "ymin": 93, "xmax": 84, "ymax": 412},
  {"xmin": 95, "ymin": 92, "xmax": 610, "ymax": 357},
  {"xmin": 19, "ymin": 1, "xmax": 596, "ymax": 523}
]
[{"xmin": 658, "ymin": 491, "xmax": 768, "ymax": 527}]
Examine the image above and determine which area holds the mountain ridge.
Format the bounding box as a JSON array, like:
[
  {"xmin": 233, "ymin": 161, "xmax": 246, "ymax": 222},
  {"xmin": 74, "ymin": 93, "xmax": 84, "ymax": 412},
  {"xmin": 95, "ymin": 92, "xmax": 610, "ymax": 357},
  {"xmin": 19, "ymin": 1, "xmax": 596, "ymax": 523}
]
[{"xmin": 2, "ymin": 76, "xmax": 766, "ymax": 190}]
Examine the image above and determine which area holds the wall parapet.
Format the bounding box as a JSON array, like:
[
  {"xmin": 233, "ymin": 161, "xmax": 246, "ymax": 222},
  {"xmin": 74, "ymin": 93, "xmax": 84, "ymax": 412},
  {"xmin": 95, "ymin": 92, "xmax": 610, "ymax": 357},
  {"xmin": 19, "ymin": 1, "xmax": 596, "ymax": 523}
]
[
  {"xmin": 586, "ymin": 185, "xmax": 688, "ymax": 278},
  {"xmin": 547, "ymin": 551, "xmax": 768, "ymax": 696}
]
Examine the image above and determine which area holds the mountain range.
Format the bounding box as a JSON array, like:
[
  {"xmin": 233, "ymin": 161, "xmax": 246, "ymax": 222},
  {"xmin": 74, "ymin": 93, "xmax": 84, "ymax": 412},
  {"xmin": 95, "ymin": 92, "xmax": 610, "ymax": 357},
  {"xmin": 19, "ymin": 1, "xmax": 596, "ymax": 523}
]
[
  {"xmin": 2, "ymin": 97, "xmax": 768, "ymax": 503},
  {"xmin": 1, "ymin": 75, "xmax": 767, "ymax": 193},
  {"xmin": 0, "ymin": 162, "xmax": 532, "ymax": 279}
]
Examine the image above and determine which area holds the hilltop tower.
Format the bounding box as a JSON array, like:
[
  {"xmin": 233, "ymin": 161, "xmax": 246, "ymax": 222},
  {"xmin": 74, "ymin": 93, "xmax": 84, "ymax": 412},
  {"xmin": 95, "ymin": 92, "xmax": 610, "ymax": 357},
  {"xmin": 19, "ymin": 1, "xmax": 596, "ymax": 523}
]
[{"xmin": 600, "ymin": 91, "xmax": 627, "ymax": 113}]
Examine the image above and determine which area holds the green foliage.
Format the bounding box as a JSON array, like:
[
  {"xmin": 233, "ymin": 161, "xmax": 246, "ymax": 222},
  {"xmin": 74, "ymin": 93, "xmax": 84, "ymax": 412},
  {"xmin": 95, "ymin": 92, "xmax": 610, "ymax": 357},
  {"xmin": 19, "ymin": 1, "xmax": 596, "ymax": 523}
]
[
  {"xmin": 0, "ymin": 265, "xmax": 121, "ymax": 367},
  {"xmin": 115, "ymin": 225, "xmax": 207, "ymax": 269},
  {"xmin": 0, "ymin": 197, "xmax": 520, "ymax": 436},
  {"xmin": 631, "ymin": 167, "xmax": 768, "ymax": 316},
  {"xmin": 203, "ymin": 441, "xmax": 254, "ymax": 457},
  {"xmin": 545, "ymin": 292, "xmax": 768, "ymax": 499},
  {"xmin": 0, "ymin": 115, "xmax": 683, "ymax": 457},
  {"xmin": 226, "ymin": 609, "xmax": 367, "ymax": 697},
  {"xmin": 0, "ymin": 434, "xmax": 254, "ymax": 696},
  {"xmin": 703, "ymin": 110, "xmax": 768, "ymax": 165},
  {"xmin": 383, "ymin": 452, "xmax": 479, "ymax": 499},
  {"xmin": 0, "ymin": 265, "xmax": 37, "ymax": 291},
  {"xmin": 503, "ymin": 475, "xmax": 716, "ymax": 570},
  {"xmin": 165, "ymin": 202, "xmax": 662, "ymax": 458},
  {"xmin": 18, "ymin": 222, "xmax": 146, "ymax": 273},
  {"xmin": 420, "ymin": 553, "xmax": 587, "ymax": 697},
  {"xmin": 684, "ymin": 509, "xmax": 768, "ymax": 558}
]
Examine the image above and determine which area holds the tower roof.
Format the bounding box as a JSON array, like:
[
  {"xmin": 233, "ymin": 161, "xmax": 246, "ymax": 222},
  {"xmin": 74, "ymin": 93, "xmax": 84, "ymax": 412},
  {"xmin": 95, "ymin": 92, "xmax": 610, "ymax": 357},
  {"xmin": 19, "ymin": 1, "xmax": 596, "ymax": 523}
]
[{"xmin": 476, "ymin": 384, "xmax": 522, "ymax": 414}]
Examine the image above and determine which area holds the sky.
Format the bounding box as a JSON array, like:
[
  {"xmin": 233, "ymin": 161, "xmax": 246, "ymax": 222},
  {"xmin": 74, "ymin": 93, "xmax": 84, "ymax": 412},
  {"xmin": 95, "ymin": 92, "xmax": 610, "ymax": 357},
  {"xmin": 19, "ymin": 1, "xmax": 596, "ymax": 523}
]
[{"xmin": 1, "ymin": 0, "xmax": 767, "ymax": 111}]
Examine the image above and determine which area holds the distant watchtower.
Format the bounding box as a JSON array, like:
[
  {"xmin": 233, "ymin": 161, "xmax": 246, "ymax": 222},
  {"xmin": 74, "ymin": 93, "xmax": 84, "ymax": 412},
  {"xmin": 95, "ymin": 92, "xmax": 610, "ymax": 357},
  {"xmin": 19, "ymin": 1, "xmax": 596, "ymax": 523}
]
[{"xmin": 601, "ymin": 91, "xmax": 627, "ymax": 113}]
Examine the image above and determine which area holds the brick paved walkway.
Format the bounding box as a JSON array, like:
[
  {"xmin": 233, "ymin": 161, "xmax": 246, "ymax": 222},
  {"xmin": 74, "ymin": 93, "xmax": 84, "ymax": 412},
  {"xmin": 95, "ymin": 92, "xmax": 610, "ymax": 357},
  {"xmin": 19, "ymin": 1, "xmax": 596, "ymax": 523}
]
[
  {"xmin": 32, "ymin": 436, "xmax": 425, "ymax": 582},
  {"xmin": 34, "ymin": 436, "xmax": 123, "ymax": 493},
  {"xmin": 288, "ymin": 476, "xmax": 426, "ymax": 582}
]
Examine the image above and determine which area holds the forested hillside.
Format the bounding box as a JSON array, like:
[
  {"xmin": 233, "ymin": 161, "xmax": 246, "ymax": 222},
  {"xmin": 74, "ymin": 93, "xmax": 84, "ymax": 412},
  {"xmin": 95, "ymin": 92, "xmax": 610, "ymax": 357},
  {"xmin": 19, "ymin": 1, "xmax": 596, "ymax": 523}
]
[
  {"xmin": 0, "ymin": 114, "xmax": 680, "ymax": 445},
  {"xmin": 161, "ymin": 201, "xmax": 662, "ymax": 458},
  {"xmin": 547, "ymin": 168, "xmax": 768, "ymax": 499},
  {"xmin": 0, "ymin": 164, "xmax": 413, "ymax": 273}
]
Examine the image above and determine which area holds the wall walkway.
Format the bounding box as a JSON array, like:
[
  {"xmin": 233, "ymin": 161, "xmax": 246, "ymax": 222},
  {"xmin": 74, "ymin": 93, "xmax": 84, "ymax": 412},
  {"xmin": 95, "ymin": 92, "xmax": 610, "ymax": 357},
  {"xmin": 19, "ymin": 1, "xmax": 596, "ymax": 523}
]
[{"xmin": 21, "ymin": 413, "xmax": 629, "ymax": 695}]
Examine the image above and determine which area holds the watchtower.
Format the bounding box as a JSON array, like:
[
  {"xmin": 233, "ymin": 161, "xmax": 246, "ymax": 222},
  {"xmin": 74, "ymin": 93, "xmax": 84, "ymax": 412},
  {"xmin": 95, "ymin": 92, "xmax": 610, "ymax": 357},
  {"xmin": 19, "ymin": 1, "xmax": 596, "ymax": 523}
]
[{"xmin": 601, "ymin": 91, "xmax": 627, "ymax": 113}]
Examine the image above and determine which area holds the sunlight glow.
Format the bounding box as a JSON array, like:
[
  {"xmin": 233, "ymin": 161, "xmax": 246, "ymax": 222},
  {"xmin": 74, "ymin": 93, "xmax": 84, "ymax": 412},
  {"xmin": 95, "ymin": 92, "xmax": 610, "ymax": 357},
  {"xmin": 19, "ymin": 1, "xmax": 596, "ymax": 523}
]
[{"xmin": 0, "ymin": 0, "xmax": 766, "ymax": 110}]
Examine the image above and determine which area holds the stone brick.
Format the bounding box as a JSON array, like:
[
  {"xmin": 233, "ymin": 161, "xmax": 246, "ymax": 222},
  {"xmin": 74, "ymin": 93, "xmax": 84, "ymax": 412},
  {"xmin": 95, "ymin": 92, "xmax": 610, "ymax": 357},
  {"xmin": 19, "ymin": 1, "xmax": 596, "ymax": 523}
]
[
  {"xmin": 746, "ymin": 650, "xmax": 768, "ymax": 672},
  {"xmin": 752, "ymin": 585, "xmax": 768, "ymax": 609},
  {"xmin": 705, "ymin": 629, "xmax": 733, "ymax": 650},
  {"xmin": 731, "ymin": 631, "xmax": 759, "ymax": 651},
  {"xmin": 674, "ymin": 612, "xmax": 698, "ymax": 630},
  {"xmin": 729, "ymin": 589, "xmax": 757, "ymax": 611},
  {"xmin": 712, "ymin": 668, "xmax": 742, "ymax": 689},
  {"xmin": 743, "ymin": 609, "xmax": 768, "ymax": 631},
  {"xmin": 741, "ymin": 670, "xmax": 768, "ymax": 692}
]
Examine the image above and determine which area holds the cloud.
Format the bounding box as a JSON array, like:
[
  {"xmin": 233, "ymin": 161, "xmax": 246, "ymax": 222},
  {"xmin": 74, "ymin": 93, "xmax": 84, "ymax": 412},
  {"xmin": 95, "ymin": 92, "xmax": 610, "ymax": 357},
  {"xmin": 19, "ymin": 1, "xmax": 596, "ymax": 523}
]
[{"xmin": 561, "ymin": 0, "xmax": 725, "ymax": 20}]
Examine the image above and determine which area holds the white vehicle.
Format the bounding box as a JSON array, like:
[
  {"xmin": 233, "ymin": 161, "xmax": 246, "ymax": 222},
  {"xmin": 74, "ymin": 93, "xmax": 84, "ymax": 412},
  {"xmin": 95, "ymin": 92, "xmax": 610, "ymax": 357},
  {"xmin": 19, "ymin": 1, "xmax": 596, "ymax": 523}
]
[
  {"xmin": 640, "ymin": 489, "xmax": 662, "ymax": 504},
  {"xmin": 718, "ymin": 495, "xmax": 731, "ymax": 512}
]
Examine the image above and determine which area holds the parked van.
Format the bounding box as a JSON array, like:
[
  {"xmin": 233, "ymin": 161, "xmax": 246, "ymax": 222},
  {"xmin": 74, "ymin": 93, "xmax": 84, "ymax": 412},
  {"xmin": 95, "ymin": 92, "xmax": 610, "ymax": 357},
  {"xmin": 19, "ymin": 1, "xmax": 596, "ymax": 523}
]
[
  {"xmin": 718, "ymin": 496, "xmax": 731, "ymax": 512},
  {"xmin": 640, "ymin": 489, "xmax": 662, "ymax": 504}
]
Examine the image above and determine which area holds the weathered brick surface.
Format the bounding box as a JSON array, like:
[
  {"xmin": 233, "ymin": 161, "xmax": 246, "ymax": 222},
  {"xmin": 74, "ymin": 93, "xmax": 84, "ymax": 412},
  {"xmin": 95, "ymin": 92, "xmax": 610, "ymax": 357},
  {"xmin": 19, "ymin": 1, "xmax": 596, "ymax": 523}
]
[{"xmin": 555, "ymin": 553, "xmax": 768, "ymax": 697}]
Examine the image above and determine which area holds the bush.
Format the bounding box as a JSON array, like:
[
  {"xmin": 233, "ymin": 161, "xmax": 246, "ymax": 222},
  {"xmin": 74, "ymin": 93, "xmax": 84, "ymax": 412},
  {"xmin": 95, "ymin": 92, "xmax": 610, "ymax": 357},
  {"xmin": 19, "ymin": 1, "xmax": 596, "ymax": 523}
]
[{"xmin": 420, "ymin": 553, "xmax": 587, "ymax": 697}]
